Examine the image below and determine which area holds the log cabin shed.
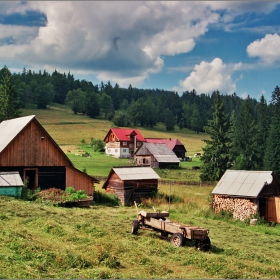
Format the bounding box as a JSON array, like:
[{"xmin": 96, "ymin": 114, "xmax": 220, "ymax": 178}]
[
  {"xmin": 134, "ymin": 142, "xmax": 180, "ymax": 169},
  {"xmin": 102, "ymin": 166, "xmax": 160, "ymax": 205},
  {"xmin": 0, "ymin": 115, "xmax": 98, "ymax": 196},
  {"xmin": 212, "ymin": 170, "xmax": 280, "ymax": 222}
]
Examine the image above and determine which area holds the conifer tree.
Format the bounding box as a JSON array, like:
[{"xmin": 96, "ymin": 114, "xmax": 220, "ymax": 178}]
[
  {"xmin": 264, "ymin": 86, "xmax": 280, "ymax": 177},
  {"xmin": 0, "ymin": 66, "xmax": 20, "ymax": 121},
  {"xmin": 200, "ymin": 91, "xmax": 232, "ymax": 182}
]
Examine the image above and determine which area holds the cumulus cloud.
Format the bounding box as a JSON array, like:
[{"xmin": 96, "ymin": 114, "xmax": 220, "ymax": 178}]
[
  {"xmin": 174, "ymin": 58, "xmax": 237, "ymax": 94},
  {"xmin": 0, "ymin": 1, "xmax": 278, "ymax": 87},
  {"xmin": 247, "ymin": 33, "xmax": 280, "ymax": 64}
]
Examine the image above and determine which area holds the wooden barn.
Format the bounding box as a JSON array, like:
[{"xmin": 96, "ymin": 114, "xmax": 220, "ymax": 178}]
[
  {"xmin": 145, "ymin": 138, "xmax": 187, "ymax": 159},
  {"xmin": 0, "ymin": 171, "xmax": 23, "ymax": 198},
  {"xmin": 134, "ymin": 142, "xmax": 180, "ymax": 169},
  {"xmin": 102, "ymin": 166, "xmax": 160, "ymax": 205},
  {"xmin": 103, "ymin": 128, "xmax": 146, "ymax": 158},
  {"xmin": 212, "ymin": 170, "xmax": 280, "ymax": 222},
  {"xmin": 0, "ymin": 115, "xmax": 98, "ymax": 196}
]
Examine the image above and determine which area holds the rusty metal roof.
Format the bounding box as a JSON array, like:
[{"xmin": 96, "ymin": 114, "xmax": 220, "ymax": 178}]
[
  {"xmin": 212, "ymin": 170, "xmax": 275, "ymax": 197},
  {"xmin": 113, "ymin": 166, "xmax": 160, "ymax": 180},
  {"xmin": 0, "ymin": 172, "xmax": 24, "ymax": 187},
  {"xmin": 0, "ymin": 115, "xmax": 35, "ymax": 153}
]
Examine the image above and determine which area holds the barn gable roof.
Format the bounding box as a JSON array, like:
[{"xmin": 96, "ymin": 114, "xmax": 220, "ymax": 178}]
[
  {"xmin": 103, "ymin": 128, "xmax": 146, "ymax": 142},
  {"xmin": 145, "ymin": 138, "xmax": 186, "ymax": 151},
  {"xmin": 0, "ymin": 115, "xmax": 35, "ymax": 153},
  {"xmin": 0, "ymin": 171, "xmax": 24, "ymax": 187},
  {"xmin": 212, "ymin": 170, "xmax": 278, "ymax": 198},
  {"xmin": 0, "ymin": 115, "xmax": 73, "ymax": 166},
  {"xmin": 135, "ymin": 142, "xmax": 180, "ymax": 163},
  {"xmin": 102, "ymin": 166, "xmax": 160, "ymax": 189}
]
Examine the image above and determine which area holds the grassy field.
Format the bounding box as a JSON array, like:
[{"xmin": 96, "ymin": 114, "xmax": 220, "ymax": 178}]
[
  {"xmin": 1, "ymin": 184, "xmax": 280, "ymax": 279},
  {"xmin": 2, "ymin": 105, "xmax": 280, "ymax": 278},
  {"xmin": 20, "ymin": 103, "xmax": 207, "ymax": 181}
]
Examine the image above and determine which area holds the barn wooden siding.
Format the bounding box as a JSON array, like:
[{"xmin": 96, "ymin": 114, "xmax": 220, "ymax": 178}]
[
  {"xmin": 0, "ymin": 120, "xmax": 69, "ymax": 167},
  {"xmin": 136, "ymin": 155, "xmax": 158, "ymax": 168},
  {"xmin": 66, "ymin": 166, "xmax": 95, "ymax": 196},
  {"xmin": 212, "ymin": 195, "xmax": 258, "ymax": 220},
  {"xmin": 267, "ymin": 197, "xmax": 280, "ymax": 223},
  {"xmin": 105, "ymin": 172, "xmax": 158, "ymax": 205}
]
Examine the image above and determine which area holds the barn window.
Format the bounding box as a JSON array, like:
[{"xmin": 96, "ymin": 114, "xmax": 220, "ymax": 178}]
[{"xmin": 143, "ymin": 158, "xmax": 146, "ymax": 164}]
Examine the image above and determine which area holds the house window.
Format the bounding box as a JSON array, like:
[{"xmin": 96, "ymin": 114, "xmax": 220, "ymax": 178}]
[
  {"xmin": 108, "ymin": 149, "xmax": 111, "ymax": 153},
  {"xmin": 115, "ymin": 149, "xmax": 118, "ymax": 152},
  {"xmin": 137, "ymin": 142, "xmax": 141, "ymax": 146},
  {"xmin": 123, "ymin": 149, "xmax": 126, "ymax": 152},
  {"xmin": 123, "ymin": 141, "xmax": 127, "ymax": 145}
]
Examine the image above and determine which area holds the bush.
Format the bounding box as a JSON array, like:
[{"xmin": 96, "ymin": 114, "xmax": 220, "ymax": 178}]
[{"xmin": 94, "ymin": 191, "xmax": 120, "ymax": 206}]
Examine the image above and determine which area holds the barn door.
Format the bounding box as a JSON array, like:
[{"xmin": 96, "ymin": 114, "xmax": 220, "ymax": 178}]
[
  {"xmin": 24, "ymin": 168, "xmax": 38, "ymax": 192},
  {"xmin": 124, "ymin": 185, "xmax": 134, "ymax": 205}
]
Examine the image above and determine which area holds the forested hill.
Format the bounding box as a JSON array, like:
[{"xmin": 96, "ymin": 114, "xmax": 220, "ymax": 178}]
[{"xmin": 0, "ymin": 66, "xmax": 277, "ymax": 134}]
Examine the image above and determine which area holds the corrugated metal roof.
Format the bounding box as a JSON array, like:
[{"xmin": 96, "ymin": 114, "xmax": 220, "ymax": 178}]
[
  {"xmin": 0, "ymin": 115, "xmax": 35, "ymax": 153},
  {"xmin": 113, "ymin": 166, "xmax": 160, "ymax": 180},
  {"xmin": 136, "ymin": 143, "xmax": 180, "ymax": 163},
  {"xmin": 212, "ymin": 170, "xmax": 275, "ymax": 197},
  {"xmin": 0, "ymin": 172, "xmax": 24, "ymax": 187}
]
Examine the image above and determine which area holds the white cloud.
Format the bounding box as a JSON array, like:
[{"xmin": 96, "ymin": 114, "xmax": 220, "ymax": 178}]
[
  {"xmin": 247, "ymin": 33, "xmax": 280, "ymax": 64},
  {"xmin": 174, "ymin": 58, "xmax": 237, "ymax": 94}
]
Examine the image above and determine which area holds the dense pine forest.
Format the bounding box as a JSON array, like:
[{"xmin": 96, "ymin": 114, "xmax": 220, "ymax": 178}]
[{"xmin": 0, "ymin": 65, "xmax": 280, "ymax": 181}]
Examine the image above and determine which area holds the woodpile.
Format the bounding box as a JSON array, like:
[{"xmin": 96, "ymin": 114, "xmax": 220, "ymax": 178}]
[{"xmin": 212, "ymin": 195, "xmax": 258, "ymax": 221}]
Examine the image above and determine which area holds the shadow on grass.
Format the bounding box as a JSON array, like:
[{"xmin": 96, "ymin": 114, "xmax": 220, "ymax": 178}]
[{"xmin": 93, "ymin": 190, "xmax": 120, "ymax": 206}]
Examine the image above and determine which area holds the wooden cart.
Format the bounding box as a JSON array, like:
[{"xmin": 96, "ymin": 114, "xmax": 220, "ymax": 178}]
[{"xmin": 131, "ymin": 210, "xmax": 211, "ymax": 251}]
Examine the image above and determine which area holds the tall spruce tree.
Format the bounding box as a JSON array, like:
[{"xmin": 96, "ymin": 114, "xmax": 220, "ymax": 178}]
[
  {"xmin": 231, "ymin": 96, "xmax": 259, "ymax": 170},
  {"xmin": 256, "ymin": 95, "xmax": 269, "ymax": 169},
  {"xmin": 0, "ymin": 66, "xmax": 20, "ymax": 121},
  {"xmin": 200, "ymin": 91, "xmax": 232, "ymax": 182},
  {"xmin": 263, "ymin": 86, "xmax": 280, "ymax": 177}
]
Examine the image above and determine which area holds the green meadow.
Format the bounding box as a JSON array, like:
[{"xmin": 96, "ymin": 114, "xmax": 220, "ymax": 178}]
[{"xmin": 1, "ymin": 104, "xmax": 279, "ymax": 279}]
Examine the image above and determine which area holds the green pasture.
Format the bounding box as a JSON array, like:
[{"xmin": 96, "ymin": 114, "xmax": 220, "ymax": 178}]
[{"xmin": 1, "ymin": 184, "xmax": 280, "ymax": 279}]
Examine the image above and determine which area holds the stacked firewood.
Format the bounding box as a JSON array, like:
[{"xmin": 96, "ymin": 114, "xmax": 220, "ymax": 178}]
[{"xmin": 212, "ymin": 195, "xmax": 258, "ymax": 221}]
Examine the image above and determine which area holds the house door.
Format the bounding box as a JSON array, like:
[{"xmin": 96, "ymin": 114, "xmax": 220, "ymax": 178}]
[
  {"xmin": 24, "ymin": 169, "xmax": 38, "ymax": 192},
  {"xmin": 124, "ymin": 185, "xmax": 134, "ymax": 205}
]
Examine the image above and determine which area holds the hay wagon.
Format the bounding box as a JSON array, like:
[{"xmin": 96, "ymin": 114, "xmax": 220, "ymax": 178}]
[{"xmin": 131, "ymin": 210, "xmax": 211, "ymax": 251}]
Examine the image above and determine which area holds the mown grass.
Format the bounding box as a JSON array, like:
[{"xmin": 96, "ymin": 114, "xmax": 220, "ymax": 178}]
[{"xmin": 1, "ymin": 184, "xmax": 280, "ymax": 279}]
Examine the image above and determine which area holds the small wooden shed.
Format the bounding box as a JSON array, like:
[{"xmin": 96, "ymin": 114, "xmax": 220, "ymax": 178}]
[
  {"xmin": 212, "ymin": 170, "xmax": 280, "ymax": 222},
  {"xmin": 134, "ymin": 142, "xmax": 180, "ymax": 169},
  {"xmin": 0, "ymin": 171, "xmax": 24, "ymax": 198},
  {"xmin": 102, "ymin": 166, "xmax": 160, "ymax": 205}
]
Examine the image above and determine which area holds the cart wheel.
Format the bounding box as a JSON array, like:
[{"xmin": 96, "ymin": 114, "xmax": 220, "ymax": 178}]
[
  {"xmin": 170, "ymin": 233, "xmax": 185, "ymax": 247},
  {"xmin": 131, "ymin": 220, "xmax": 139, "ymax": 234},
  {"xmin": 196, "ymin": 236, "xmax": 211, "ymax": 251}
]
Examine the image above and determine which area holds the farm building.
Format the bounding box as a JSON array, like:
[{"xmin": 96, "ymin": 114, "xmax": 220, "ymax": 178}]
[
  {"xmin": 103, "ymin": 128, "xmax": 146, "ymax": 158},
  {"xmin": 0, "ymin": 115, "xmax": 98, "ymax": 196},
  {"xmin": 102, "ymin": 166, "xmax": 160, "ymax": 205},
  {"xmin": 212, "ymin": 170, "xmax": 280, "ymax": 223},
  {"xmin": 134, "ymin": 142, "xmax": 180, "ymax": 169},
  {"xmin": 0, "ymin": 171, "xmax": 23, "ymax": 198},
  {"xmin": 145, "ymin": 138, "xmax": 187, "ymax": 159}
]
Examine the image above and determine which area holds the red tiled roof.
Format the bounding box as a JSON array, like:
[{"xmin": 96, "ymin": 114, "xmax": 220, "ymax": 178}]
[
  {"xmin": 110, "ymin": 128, "xmax": 146, "ymax": 142},
  {"xmin": 145, "ymin": 138, "xmax": 184, "ymax": 150}
]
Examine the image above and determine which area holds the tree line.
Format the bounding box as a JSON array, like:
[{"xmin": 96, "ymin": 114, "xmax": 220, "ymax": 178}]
[
  {"xmin": 1, "ymin": 65, "xmax": 260, "ymax": 134},
  {"xmin": 200, "ymin": 88, "xmax": 280, "ymax": 181}
]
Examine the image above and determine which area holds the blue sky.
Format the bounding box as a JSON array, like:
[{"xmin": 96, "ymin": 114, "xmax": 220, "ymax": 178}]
[{"xmin": 1, "ymin": 1, "xmax": 280, "ymax": 101}]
